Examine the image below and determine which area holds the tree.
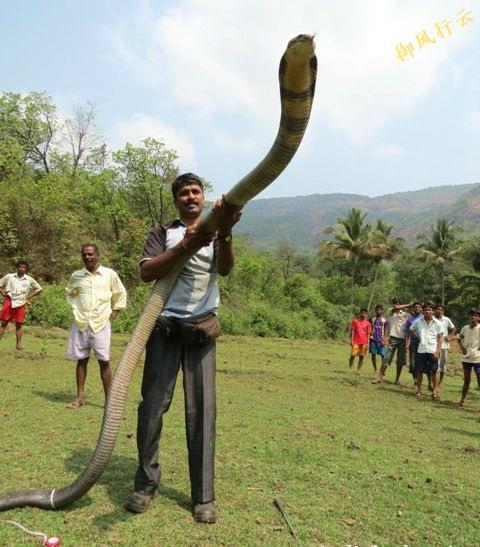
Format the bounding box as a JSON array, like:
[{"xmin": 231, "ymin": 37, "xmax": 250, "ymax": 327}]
[
  {"xmin": 418, "ymin": 219, "xmax": 461, "ymax": 305},
  {"xmin": 113, "ymin": 138, "xmax": 179, "ymax": 227},
  {"xmin": 367, "ymin": 220, "xmax": 404, "ymax": 309},
  {"xmin": 323, "ymin": 208, "xmax": 373, "ymax": 313},
  {"xmin": 0, "ymin": 91, "xmax": 57, "ymax": 174},
  {"xmin": 63, "ymin": 102, "xmax": 98, "ymax": 184}
]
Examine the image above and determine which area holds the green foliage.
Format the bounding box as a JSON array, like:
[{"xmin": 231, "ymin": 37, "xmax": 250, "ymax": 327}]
[
  {"xmin": 2, "ymin": 91, "xmax": 479, "ymax": 341},
  {"xmin": 27, "ymin": 283, "xmax": 71, "ymax": 329}
]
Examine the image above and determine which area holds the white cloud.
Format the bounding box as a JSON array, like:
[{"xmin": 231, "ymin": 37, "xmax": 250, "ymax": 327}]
[
  {"xmin": 113, "ymin": 113, "xmax": 197, "ymax": 167},
  {"xmin": 108, "ymin": 0, "xmax": 476, "ymax": 146},
  {"xmin": 371, "ymin": 143, "xmax": 406, "ymax": 159}
]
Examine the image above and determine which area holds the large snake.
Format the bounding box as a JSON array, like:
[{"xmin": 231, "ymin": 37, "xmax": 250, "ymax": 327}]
[{"xmin": 0, "ymin": 34, "xmax": 317, "ymax": 511}]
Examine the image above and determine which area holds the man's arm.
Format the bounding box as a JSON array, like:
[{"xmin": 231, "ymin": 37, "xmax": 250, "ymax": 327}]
[
  {"xmin": 140, "ymin": 226, "xmax": 213, "ymax": 282},
  {"xmin": 433, "ymin": 333, "xmax": 442, "ymax": 359},
  {"xmin": 446, "ymin": 319, "xmax": 456, "ymax": 343},
  {"xmin": 26, "ymin": 279, "xmax": 42, "ymax": 302},
  {"xmin": 110, "ymin": 273, "xmax": 127, "ymax": 319},
  {"xmin": 0, "ymin": 275, "xmax": 9, "ymax": 296},
  {"xmin": 213, "ymin": 196, "xmax": 242, "ymax": 277},
  {"xmin": 65, "ymin": 273, "xmax": 78, "ymax": 305}
]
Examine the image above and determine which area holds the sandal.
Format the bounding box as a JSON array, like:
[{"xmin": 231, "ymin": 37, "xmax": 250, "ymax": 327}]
[
  {"xmin": 66, "ymin": 399, "xmax": 85, "ymax": 409},
  {"xmin": 414, "ymin": 391, "xmax": 422, "ymax": 398},
  {"xmin": 432, "ymin": 393, "xmax": 440, "ymax": 400}
]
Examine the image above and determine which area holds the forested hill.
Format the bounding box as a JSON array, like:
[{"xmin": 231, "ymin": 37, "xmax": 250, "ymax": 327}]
[{"xmin": 236, "ymin": 182, "xmax": 480, "ymax": 249}]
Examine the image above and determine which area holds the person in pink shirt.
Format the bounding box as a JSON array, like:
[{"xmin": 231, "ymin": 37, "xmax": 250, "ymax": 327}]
[{"xmin": 349, "ymin": 308, "xmax": 372, "ymax": 371}]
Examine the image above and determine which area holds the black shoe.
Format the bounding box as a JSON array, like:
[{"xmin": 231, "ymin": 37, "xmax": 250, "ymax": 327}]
[
  {"xmin": 193, "ymin": 501, "xmax": 218, "ymax": 523},
  {"xmin": 124, "ymin": 491, "xmax": 155, "ymax": 513}
]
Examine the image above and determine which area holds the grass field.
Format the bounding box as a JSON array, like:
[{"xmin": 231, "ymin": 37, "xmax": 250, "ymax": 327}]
[{"xmin": 0, "ymin": 326, "xmax": 479, "ymax": 546}]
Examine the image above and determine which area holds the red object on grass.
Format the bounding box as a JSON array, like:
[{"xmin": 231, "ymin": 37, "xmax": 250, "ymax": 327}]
[{"xmin": 44, "ymin": 537, "xmax": 61, "ymax": 546}]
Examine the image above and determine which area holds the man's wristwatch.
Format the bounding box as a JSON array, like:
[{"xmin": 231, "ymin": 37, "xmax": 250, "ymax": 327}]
[{"xmin": 218, "ymin": 233, "xmax": 232, "ymax": 243}]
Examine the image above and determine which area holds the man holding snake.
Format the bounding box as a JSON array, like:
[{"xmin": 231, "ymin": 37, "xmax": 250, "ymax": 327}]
[{"xmin": 125, "ymin": 173, "xmax": 241, "ymax": 523}]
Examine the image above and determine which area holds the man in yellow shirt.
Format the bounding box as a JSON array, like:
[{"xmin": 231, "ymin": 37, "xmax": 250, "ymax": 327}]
[
  {"xmin": 66, "ymin": 244, "xmax": 127, "ymax": 408},
  {"xmin": 0, "ymin": 260, "xmax": 42, "ymax": 350}
]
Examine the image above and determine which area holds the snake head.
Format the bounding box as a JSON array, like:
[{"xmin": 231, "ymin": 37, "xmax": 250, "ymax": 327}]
[{"xmin": 279, "ymin": 34, "xmax": 317, "ymax": 94}]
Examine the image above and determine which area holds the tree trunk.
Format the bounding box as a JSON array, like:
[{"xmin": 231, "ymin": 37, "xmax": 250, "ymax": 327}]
[
  {"xmin": 350, "ymin": 258, "xmax": 356, "ymax": 315},
  {"xmin": 368, "ymin": 263, "xmax": 380, "ymax": 310},
  {"xmin": 440, "ymin": 263, "xmax": 445, "ymax": 305}
]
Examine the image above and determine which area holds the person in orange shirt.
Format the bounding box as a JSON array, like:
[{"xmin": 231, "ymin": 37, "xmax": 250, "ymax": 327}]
[{"xmin": 349, "ymin": 308, "xmax": 372, "ymax": 372}]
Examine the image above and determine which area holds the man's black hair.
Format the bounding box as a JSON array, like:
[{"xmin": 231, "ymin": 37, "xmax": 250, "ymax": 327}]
[
  {"xmin": 423, "ymin": 301, "xmax": 434, "ymax": 310},
  {"xmin": 16, "ymin": 259, "xmax": 29, "ymax": 271},
  {"xmin": 434, "ymin": 303, "xmax": 445, "ymax": 310},
  {"xmin": 374, "ymin": 304, "xmax": 384, "ymax": 310},
  {"xmin": 171, "ymin": 173, "xmax": 204, "ymax": 198},
  {"xmin": 81, "ymin": 243, "xmax": 99, "ymax": 254},
  {"xmin": 360, "ymin": 308, "xmax": 368, "ymax": 313},
  {"xmin": 392, "ymin": 297, "xmax": 401, "ymax": 305},
  {"xmin": 469, "ymin": 308, "xmax": 480, "ymax": 315},
  {"xmin": 412, "ymin": 301, "xmax": 422, "ymax": 307}
]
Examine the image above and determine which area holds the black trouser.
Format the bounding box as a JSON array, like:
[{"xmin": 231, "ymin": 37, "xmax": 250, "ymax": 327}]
[
  {"xmin": 134, "ymin": 324, "xmax": 216, "ymax": 503},
  {"xmin": 409, "ymin": 339, "xmax": 420, "ymax": 374}
]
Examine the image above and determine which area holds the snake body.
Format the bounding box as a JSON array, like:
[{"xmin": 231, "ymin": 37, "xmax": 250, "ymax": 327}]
[{"xmin": 0, "ymin": 34, "xmax": 317, "ymax": 511}]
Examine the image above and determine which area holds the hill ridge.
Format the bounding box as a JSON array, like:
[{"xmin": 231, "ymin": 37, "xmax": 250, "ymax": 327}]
[{"xmin": 237, "ymin": 182, "xmax": 480, "ymax": 249}]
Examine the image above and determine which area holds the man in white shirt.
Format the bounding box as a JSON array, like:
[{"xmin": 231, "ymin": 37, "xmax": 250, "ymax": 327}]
[
  {"xmin": 433, "ymin": 304, "xmax": 455, "ymax": 391},
  {"xmin": 410, "ymin": 302, "xmax": 443, "ymax": 399},
  {"xmin": 457, "ymin": 309, "xmax": 480, "ymax": 406},
  {"xmin": 372, "ymin": 298, "xmax": 411, "ymax": 385},
  {"xmin": 65, "ymin": 244, "xmax": 127, "ymax": 408},
  {"xmin": 0, "ymin": 260, "xmax": 42, "ymax": 350}
]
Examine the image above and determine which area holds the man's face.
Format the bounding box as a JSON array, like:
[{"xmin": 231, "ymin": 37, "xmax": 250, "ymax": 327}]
[
  {"xmin": 470, "ymin": 313, "xmax": 479, "ymax": 325},
  {"xmin": 82, "ymin": 246, "xmax": 100, "ymax": 271},
  {"xmin": 434, "ymin": 307, "xmax": 444, "ymax": 318},
  {"xmin": 359, "ymin": 311, "xmax": 368, "ymax": 320},
  {"xmin": 423, "ymin": 307, "xmax": 433, "ymax": 320},
  {"xmin": 375, "ymin": 308, "xmax": 383, "ymax": 317},
  {"xmin": 16, "ymin": 264, "xmax": 27, "ymax": 276},
  {"xmin": 413, "ymin": 304, "xmax": 422, "ymax": 316},
  {"xmin": 174, "ymin": 183, "xmax": 204, "ymax": 219}
]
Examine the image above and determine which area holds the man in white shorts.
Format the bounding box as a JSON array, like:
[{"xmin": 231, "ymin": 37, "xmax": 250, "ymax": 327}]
[{"xmin": 66, "ymin": 244, "xmax": 127, "ymax": 408}]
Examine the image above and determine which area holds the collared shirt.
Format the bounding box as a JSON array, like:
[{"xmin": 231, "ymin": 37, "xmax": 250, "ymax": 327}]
[
  {"xmin": 411, "ymin": 317, "xmax": 442, "ymax": 354},
  {"xmin": 371, "ymin": 316, "xmax": 388, "ymax": 343},
  {"xmin": 386, "ymin": 310, "xmax": 409, "ymax": 339},
  {"xmin": 0, "ymin": 273, "xmax": 42, "ymax": 308},
  {"xmin": 140, "ymin": 219, "xmax": 219, "ymax": 319},
  {"xmin": 405, "ymin": 314, "xmax": 423, "ymax": 344},
  {"xmin": 66, "ymin": 265, "xmax": 127, "ymax": 333},
  {"xmin": 458, "ymin": 324, "xmax": 480, "ymax": 363},
  {"xmin": 436, "ymin": 315, "xmax": 455, "ymax": 349},
  {"xmin": 351, "ymin": 318, "xmax": 371, "ymax": 345}
]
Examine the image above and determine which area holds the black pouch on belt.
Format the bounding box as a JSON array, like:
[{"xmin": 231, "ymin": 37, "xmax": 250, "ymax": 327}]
[{"xmin": 155, "ymin": 312, "xmax": 221, "ymax": 345}]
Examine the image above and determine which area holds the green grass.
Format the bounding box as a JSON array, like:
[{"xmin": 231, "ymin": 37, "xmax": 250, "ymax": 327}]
[{"xmin": 0, "ymin": 327, "xmax": 479, "ymax": 546}]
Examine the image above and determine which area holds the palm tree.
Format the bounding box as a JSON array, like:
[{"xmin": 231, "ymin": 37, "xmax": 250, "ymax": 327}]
[
  {"xmin": 418, "ymin": 219, "xmax": 461, "ymax": 305},
  {"xmin": 323, "ymin": 208, "xmax": 372, "ymax": 313},
  {"xmin": 367, "ymin": 220, "xmax": 404, "ymax": 309}
]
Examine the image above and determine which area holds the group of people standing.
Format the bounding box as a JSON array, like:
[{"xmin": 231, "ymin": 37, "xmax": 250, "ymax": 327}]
[
  {"xmin": 0, "ymin": 172, "xmax": 241, "ymax": 524},
  {"xmin": 349, "ymin": 300, "xmax": 480, "ymax": 405},
  {"xmin": 0, "ymin": 247, "xmax": 128, "ymax": 409}
]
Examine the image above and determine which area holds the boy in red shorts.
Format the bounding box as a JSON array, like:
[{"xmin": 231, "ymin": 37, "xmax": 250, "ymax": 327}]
[
  {"xmin": 0, "ymin": 260, "xmax": 42, "ymax": 350},
  {"xmin": 349, "ymin": 308, "xmax": 372, "ymax": 372}
]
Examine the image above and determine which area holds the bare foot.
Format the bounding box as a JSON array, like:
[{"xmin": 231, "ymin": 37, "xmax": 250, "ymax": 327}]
[
  {"xmin": 16, "ymin": 346, "xmax": 24, "ymax": 351},
  {"xmin": 66, "ymin": 399, "xmax": 85, "ymax": 409}
]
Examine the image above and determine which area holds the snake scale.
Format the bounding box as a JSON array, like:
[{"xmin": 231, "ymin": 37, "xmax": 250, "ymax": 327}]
[{"xmin": 0, "ymin": 34, "xmax": 317, "ymax": 511}]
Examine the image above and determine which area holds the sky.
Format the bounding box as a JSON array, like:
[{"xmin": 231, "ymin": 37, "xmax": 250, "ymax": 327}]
[{"xmin": 1, "ymin": 0, "xmax": 479, "ymax": 199}]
